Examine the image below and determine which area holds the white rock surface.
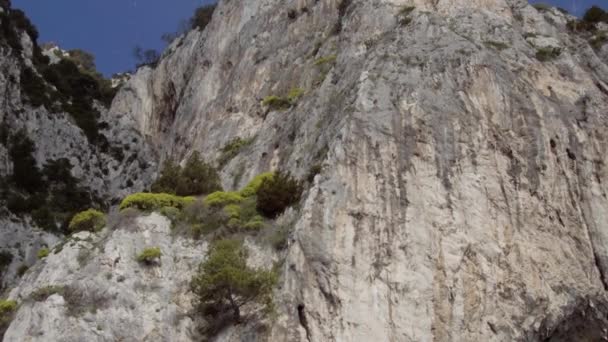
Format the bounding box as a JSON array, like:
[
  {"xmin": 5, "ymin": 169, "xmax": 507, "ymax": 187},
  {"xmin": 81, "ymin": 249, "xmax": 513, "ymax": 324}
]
[
  {"xmin": 4, "ymin": 0, "xmax": 608, "ymax": 341},
  {"xmin": 4, "ymin": 213, "xmax": 207, "ymax": 342}
]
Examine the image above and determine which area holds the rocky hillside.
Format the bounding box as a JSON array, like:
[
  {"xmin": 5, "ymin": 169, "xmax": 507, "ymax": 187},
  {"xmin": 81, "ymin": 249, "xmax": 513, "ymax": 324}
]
[
  {"xmin": 3, "ymin": 0, "xmax": 608, "ymax": 341},
  {"xmin": 0, "ymin": 0, "xmax": 155, "ymax": 290}
]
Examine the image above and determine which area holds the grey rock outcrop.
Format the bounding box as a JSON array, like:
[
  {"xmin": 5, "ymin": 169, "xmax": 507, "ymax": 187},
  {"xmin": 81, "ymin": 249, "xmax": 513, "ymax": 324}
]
[
  {"xmin": 0, "ymin": 6, "xmax": 156, "ymax": 288},
  {"xmin": 4, "ymin": 0, "xmax": 608, "ymax": 341},
  {"xmin": 4, "ymin": 213, "xmax": 206, "ymax": 342}
]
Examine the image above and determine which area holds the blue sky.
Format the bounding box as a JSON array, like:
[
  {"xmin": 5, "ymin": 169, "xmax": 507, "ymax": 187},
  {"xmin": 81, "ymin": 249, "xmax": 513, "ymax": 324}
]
[
  {"xmin": 13, "ymin": 0, "xmax": 215, "ymax": 76},
  {"xmin": 529, "ymin": 0, "xmax": 607, "ymax": 15},
  {"xmin": 11, "ymin": 0, "xmax": 608, "ymax": 77}
]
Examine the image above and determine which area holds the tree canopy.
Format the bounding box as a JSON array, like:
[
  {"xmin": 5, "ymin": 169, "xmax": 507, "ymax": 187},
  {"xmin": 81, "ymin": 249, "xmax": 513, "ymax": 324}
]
[{"xmin": 191, "ymin": 239, "xmax": 276, "ymax": 327}]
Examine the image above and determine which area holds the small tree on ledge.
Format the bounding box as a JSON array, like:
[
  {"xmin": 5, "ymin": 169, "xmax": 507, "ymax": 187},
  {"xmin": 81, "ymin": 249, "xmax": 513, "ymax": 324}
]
[
  {"xmin": 136, "ymin": 247, "xmax": 162, "ymax": 265},
  {"xmin": 191, "ymin": 239, "xmax": 276, "ymax": 326}
]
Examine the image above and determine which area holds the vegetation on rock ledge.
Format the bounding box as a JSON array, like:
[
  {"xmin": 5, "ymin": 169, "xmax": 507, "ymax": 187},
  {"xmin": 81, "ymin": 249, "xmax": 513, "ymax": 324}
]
[
  {"xmin": 191, "ymin": 239, "xmax": 277, "ymax": 334},
  {"xmin": 0, "ymin": 299, "xmax": 17, "ymax": 339},
  {"xmin": 136, "ymin": 247, "xmax": 162, "ymax": 265},
  {"xmin": 69, "ymin": 209, "xmax": 106, "ymax": 232},
  {"xmin": 119, "ymin": 193, "xmax": 196, "ymax": 211},
  {"xmin": 151, "ymin": 152, "xmax": 222, "ymax": 196}
]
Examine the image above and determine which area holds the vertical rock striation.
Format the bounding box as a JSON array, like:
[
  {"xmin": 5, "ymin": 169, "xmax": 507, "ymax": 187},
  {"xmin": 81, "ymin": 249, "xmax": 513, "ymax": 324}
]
[{"xmin": 4, "ymin": 0, "xmax": 608, "ymax": 341}]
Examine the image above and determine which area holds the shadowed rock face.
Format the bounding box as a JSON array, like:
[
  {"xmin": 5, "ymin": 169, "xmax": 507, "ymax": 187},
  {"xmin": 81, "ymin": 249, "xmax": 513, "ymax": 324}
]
[
  {"xmin": 4, "ymin": 0, "xmax": 608, "ymax": 341},
  {"xmin": 0, "ymin": 8, "xmax": 156, "ymax": 290},
  {"xmin": 539, "ymin": 298, "xmax": 608, "ymax": 341}
]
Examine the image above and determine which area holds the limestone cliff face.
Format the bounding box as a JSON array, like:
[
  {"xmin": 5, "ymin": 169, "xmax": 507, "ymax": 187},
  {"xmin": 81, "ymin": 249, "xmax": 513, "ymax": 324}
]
[{"xmin": 5, "ymin": 0, "xmax": 608, "ymax": 341}]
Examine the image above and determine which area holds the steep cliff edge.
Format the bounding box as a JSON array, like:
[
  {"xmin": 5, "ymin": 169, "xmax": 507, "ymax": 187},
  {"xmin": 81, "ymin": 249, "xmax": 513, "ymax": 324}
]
[
  {"xmin": 4, "ymin": 0, "xmax": 608, "ymax": 341},
  {"xmin": 0, "ymin": 1, "xmax": 155, "ymax": 290}
]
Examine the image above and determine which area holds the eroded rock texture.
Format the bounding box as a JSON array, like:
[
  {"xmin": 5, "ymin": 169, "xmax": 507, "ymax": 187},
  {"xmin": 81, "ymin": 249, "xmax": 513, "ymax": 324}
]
[{"xmin": 4, "ymin": 0, "xmax": 608, "ymax": 341}]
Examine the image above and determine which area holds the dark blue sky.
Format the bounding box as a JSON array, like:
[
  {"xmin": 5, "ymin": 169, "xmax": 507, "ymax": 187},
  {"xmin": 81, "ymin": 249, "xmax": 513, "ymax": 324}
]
[
  {"xmin": 13, "ymin": 0, "xmax": 215, "ymax": 76},
  {"xmin": 529, "ymin": 0, "xmax": 607, "ymax": 15},
  {"xmin": 11, "ymin": 0, "xmax": 607, "ymax": 77}
]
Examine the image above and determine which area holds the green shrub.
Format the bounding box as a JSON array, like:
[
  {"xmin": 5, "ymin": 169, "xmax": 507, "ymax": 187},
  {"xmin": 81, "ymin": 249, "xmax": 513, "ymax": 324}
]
[
  {"xmin": 29, "ymin": 285, "xmax": 65, "ymax": 302},
  {"xmin": 240, "ymin": 172, "xmax": 274, "ymax": 197},
  {"xmin": 136, "ymin": 247, "xmax": 162, "ymax": 265},
  {"xmin": 151, "ymin": 159, "xmax": 181, "ymax": 194},
  {"xmin": 37, "ymin": 248, "xmax": 49, "ymax": 259},
  {"xmin": 0, "ymin": 12, "xmax": 20, "ymax": 51},
  {"xmin": 0, "ymin": 299, "xmax": 17, "ymax": 337},
  {"xmin": 532, "ymin": 3, "xmax": 551, "ymax": 12},
  {"xmin": 313, "ymin": 55, "xmax": 337, "ymax": 66},
  {"xmin": 262, "ymin": 87, "xmax": 306, "ymax": 110},
  {"xmin": 256, "ymin": 171, "xmax": 303, "ymax": 218},
  {"xmin": 583, "ymin": 6, "xmax": 608, "ymax": 24},
  {"xmin": 38, "ymin": 59, "xmax": 107, "ymax": 144},
  {"xmin": 191, "ymin": 239, "xmax": 277, "ymax": 328},
  {"xmin": 191, "ymin": 4, "xmax": 217, "ymax": 30},
  {"xmin": 262, "ymin": 95, "xmax": 291, "ymax": 110},
  {"xmin": 224, "ymin": 204, "xmax": 241, "ymax": 220},
  {"xmin": 0, "ymin": 251, "xmax": 13, "ymax": 273},
  {"xmin": 151, "ymin": 152, "xmax": 222, "ymax": 196},
  {"xmin": 9, "ymin": 9, "xmax": 38, "ymax": 41},
  {"xmin": 68, "ymin": 209, "xmax": 105, "ymax": 232},
  {"xmin": 0, "ymin": 300, "xmax": 17, "ymax": 315},
  {"xmin": 566, "ymin": 19, "xmax": 596, "ymax": 32},
  {"xmin": 307, "ymin": 164, "xmax": 323, "ymax": 183},
  {"xmin": 204, "ymin": 191, "xmax": 244, "ymax": 207},
  {"xmin": 178, "ymin": 200, "xmax": 227, "ymax": 239},
  {"xmin": 8, "ymin": 130, "xmax": 43, "ymax": 193},
  {"xmin": 176, "ymin": 152, "xmax": 222, "ymax": 196},
  {"xmin": 222, "ymin": 197, "xmax": 265, "ymax": 231},
  {"xmin": 243, "ymin": 215, "xmax": 265, "ymax": 230},
  {"xmin": 20, "ymin": 67, "xmax": 51, "ymax": 108},
  {"xmin": 12, "ymin": 157, "xmax": 100, "ymax": 233},
  {"xmin": 536, "ymin": 47, "xmax": 561, "ymax": 61},
  {"xmin": 66, "ymin": 49, "xmax": 96, "ymax": 73},
  {"xmin": 485, "ymin": 41, "xmax": 509, "ymax": 51},
  {"xmin": 287, "ymin": 87, "xmax": 305, "ymax": 102},
  {"xmin": 567, "ymin": 6, "xmax": 607, "ymax": 33},
  {"xmin": 133, "ymin": 46, "xmax": 160, "ymax": 68},
  {"xmin": 217, "ymin": 138, "xmax": 254, "ymax": 167},
  {"xmin": 16, "ymin": 265, "xmax": 28, "ymax": 277},
  {"xmin": 159, "ymin": 206, "xmax": 181, "ymax": 222},
  {"xmin": 119, "ymin": 193, "xmax": 196, "ymax": 211}
]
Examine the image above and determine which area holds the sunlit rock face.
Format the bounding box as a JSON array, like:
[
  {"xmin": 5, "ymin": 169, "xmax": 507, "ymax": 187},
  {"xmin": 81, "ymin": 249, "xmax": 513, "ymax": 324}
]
[{"xmin": 4, "ymin": 0, "xmax": 608, "ymax": 341}]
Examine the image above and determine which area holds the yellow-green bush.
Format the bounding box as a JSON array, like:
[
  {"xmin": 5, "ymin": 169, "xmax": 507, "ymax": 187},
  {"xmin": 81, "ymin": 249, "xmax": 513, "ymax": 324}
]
[
  {"xmin": 243, "ymin": 215, "xmax": 265, "ymax": 230},
  {"xmin": 68, "ymin": 209, "xmax": 105, "ymax": 232},
  {"xmin": 239, "ymin": 172, "xmax": 274, "ymax": 197},
  {"xmin": 136, "ymin": 247, "xmax": 162, "ymax": 264},
  {"xmin": 204, "ymin": 191, "xmax": 244, "ymax": 207},
  {"xmin": 221, "ymin": 197, "xmax": 265, "ymax": 231},
  {"xmin": 262, "ymin": 88, "xmax": 305, "ymax": 111},
  {"xmin": 224, "ymin": 204, "xmax": 241, "ymax": 219},
  {"xmin": 217, "ymin": 138, "xmax": 254, "ymax": 167},
  {"xmin": 313, "ymin": 55, "xmax": 337, "ymax": 66},
  {"xmin": 37, "ymin": 248, "xmax": 49, "ymax": 259},
  {"xmin": 119, "ymin": 193, "xmax": 196, "ymax": 211},
  {"xmin": 0, "ymin": 299, "xmax": 17, "ymax": 334},
  {"xmin": 0, "ymin": 300, "xmax": 17, "ymax": 315},
  {"xmin": 287, "ymin": 88, "xmax": 305, "ymax": 102},
  {"xmin": 159, "ymin": 206, "xmax": 181, "ymax": 222},
  {"xmin": 262, "ymin": 95, "xmax": 291, "ymax": 110}
]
